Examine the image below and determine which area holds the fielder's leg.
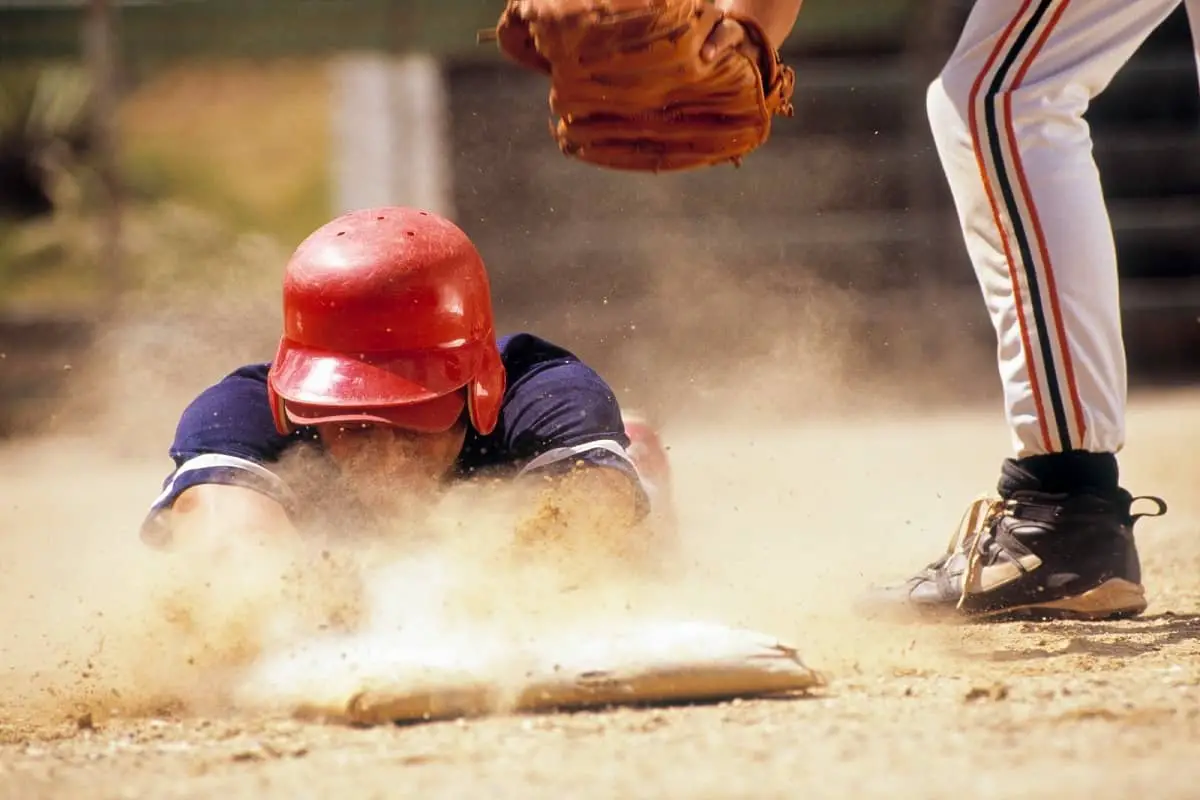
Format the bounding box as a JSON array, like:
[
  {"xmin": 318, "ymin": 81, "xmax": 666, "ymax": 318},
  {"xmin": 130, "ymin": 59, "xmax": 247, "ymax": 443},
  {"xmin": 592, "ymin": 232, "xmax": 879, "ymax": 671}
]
[{"xmin": 873, "ymin": 0, "xmax": 1184, "ymax": 620}]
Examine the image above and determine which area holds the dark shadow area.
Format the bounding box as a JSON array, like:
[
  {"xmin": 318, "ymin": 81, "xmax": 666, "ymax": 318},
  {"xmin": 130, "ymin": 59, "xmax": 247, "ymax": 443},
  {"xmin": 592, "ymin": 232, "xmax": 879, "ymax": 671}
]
[{"xmin": 980, "ymin": 613, "xmax": 1200, "ymax": 662}]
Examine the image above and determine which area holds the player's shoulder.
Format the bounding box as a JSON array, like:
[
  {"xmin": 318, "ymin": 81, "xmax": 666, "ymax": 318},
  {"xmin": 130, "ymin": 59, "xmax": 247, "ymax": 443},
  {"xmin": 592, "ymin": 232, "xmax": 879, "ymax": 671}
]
[
  {"xmin": 496, "ymin": 332, "xmax": 585, "ymax": 374},
  {"xmin": 170, "ymin": 361, "xmax": 294, "ymax": 464},
  {"xmin": 496, "ymin": 331, "xmax": 618, "ymax": 406},
  {"xmin": 221, "ymin": 362, "xmax": 272, "ymax": 386},
  {"xmin": 184, "ymin": 361, "xmax": 273, "ymax": 413},
  {"xmin": 496, "ymin": 331, "xmax": 611, "ymax": 386},
  {"xmin": 460, "ymin": 333, "xmax": 628, "ymax": 474},
  {"xmin": 493, "ymin": 331, "xmax": 621, "ymax": 425}
]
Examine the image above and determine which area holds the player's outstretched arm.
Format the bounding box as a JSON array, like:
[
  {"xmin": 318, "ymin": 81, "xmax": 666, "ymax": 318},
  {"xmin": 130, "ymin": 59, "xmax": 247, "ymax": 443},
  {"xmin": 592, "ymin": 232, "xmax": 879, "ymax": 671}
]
[
  {"xmin": 164, "ymin": 483, "xmax": 298, "ymax": 550},
  {"xmin": 516, "ymin": 466, "xmax": 643, "ymax": 546},
  {"xmin": 513, "ymin": 464, "xmax": 654, "ymax": 578},
  {"xmin": 140, "ymin": 364, "xmax": 301, "ymax": 550}
]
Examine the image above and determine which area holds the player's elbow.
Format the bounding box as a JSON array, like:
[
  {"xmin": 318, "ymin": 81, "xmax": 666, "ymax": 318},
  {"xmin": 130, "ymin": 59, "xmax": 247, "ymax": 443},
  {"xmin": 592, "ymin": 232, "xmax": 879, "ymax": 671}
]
[{"xmin": 145, "ymin": 483, "xmax": 296, "ymax": 551}]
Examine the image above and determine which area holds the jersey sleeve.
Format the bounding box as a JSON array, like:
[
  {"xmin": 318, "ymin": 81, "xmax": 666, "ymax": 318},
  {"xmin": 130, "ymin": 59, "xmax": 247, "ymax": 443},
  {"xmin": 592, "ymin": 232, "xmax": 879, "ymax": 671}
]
[
  {"xmin": 491, "ymin": 336, "xmax": 648, "ymax": 510},
  {"xmin": 140, "ymin": 363, "xmax": 297, "ymax": 547}
]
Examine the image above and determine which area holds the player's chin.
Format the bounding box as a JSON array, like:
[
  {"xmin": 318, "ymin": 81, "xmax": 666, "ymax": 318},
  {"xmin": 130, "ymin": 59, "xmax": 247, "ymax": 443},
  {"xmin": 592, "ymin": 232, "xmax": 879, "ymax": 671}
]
[{"xmin": 351, "ymin": 468, "xmax": 443, "ymax": 513}]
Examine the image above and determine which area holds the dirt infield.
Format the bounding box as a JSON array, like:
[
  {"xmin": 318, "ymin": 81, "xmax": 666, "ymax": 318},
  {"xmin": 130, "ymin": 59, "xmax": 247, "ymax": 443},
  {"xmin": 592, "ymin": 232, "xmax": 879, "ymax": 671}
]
[{"xmin": 2, "ymin": 387, "xmax": 1199, "ymax": 799}]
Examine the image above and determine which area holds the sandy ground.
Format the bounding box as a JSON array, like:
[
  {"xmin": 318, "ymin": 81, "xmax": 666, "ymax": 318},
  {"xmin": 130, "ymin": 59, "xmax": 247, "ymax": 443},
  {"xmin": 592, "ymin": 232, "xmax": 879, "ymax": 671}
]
[{"xmin": 1, "ymin": 383, "xmax": 1199, "ymax": 799}]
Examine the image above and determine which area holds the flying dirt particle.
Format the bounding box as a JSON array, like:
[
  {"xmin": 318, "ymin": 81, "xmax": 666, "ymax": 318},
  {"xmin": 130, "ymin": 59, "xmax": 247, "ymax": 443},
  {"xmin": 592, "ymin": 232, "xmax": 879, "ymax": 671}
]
[
  {"xmin": 216, "ymin": 725, "xmax": 243, "ymax": 741},
  {"xmin": 634, "ymin": 714, "xmax": 670, "ymax": 733},
  {"xmin": 396, "ymin": 753, "xmax": 441, "ymax": 766},
  {"xmin": 964, "ymin": 683, "xmax": 1009, "ymax": 703},
  {"xmin": 1055, "ymin": 707, "xmax": 1121, "ymax": 724},
  {"xmin": 231, "ymin": 741, "xmax": 283, "ymax": 762}
]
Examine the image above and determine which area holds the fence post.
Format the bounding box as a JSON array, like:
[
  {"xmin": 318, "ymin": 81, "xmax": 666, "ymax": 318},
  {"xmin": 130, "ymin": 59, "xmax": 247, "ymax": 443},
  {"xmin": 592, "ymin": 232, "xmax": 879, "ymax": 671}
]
[
  {"xmin": 330, "ymin": 51, "xmax": 455, "ymax": 218},
  {"xmin": 83, "ymin": 0, "xmax": 124, "ymax": 320}
]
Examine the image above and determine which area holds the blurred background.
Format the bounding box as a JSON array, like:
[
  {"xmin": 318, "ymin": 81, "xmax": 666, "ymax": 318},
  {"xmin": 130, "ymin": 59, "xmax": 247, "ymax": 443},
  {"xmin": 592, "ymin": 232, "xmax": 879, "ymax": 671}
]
[{"xmin": 0, "ymin": 0, "xmax": 1197, "ymax": 445}]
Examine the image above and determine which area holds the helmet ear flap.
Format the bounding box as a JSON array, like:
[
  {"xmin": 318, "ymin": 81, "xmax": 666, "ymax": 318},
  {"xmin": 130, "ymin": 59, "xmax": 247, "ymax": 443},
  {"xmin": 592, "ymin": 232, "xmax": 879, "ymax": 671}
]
[
  {"xmin": 266, "ymin": 338, "xmax": 296, "ymax": 436},
  {"xmin": 467, "ymin": 346, "xmax": 506, "ymax": 435}
]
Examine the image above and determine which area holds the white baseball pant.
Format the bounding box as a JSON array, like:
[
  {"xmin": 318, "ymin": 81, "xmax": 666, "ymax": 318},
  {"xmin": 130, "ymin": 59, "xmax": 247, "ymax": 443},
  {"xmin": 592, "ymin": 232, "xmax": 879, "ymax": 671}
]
[{"xmin": 927, "ymin": 0, "xmax": 1199, "ymax": 458}]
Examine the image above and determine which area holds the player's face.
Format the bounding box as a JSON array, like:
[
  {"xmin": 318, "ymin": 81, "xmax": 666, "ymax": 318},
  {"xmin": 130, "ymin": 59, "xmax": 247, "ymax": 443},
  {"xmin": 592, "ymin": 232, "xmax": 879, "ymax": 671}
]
[{"xmin": 317, "ymin": 419, "xmax": 467, "ymax": 508}]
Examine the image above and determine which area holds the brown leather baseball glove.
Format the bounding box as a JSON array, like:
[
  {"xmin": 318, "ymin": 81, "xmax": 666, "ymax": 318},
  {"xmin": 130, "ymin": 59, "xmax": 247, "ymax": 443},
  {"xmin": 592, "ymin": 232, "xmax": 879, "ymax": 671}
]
[{"xmin": 478, "ymin": 0, "xmax": 796, "ymax": 172}]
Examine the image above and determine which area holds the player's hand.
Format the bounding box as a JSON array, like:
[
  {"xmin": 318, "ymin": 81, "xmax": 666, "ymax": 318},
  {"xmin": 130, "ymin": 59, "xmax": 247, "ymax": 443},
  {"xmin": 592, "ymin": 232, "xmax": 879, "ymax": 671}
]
[{"xmin": 700, "ymin": 17, "xmax": 762, "ymax": 68}]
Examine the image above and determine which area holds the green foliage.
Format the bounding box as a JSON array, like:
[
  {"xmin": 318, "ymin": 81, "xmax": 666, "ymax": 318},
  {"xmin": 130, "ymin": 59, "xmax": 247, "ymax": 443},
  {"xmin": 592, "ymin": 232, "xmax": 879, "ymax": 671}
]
[
  {"xmin": 0, "ymin": 63, "xmax": 108, "ymax": 310},
  {"xmin": 1, "ymin": 198, "xmax": 289, "ymax": 315},
  {"xmin": 119, "ymin": 146, "xmax": 330, "ymax": 249},
  {"xmin": 0, "ymin": 59, "xmax": 328, "ymax": 314}
]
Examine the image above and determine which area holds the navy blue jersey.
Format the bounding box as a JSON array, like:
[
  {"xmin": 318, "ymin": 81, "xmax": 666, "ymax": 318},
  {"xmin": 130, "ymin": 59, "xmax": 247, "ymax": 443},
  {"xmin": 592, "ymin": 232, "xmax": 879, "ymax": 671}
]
[{"xmin": 142, "ymin": 333, "xmax": 645, "ymax": 545}]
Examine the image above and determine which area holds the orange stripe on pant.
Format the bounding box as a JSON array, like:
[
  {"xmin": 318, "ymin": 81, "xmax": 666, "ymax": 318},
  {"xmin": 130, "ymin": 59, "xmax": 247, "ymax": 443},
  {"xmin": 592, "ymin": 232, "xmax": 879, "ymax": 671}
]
[
  {"xmin": 1002, "ymin": 0, "xmax": 1089, "ymax": 446},
  {"xmin": 966, "ymin": 0, "xmax": 1054, "ymax": 453}
]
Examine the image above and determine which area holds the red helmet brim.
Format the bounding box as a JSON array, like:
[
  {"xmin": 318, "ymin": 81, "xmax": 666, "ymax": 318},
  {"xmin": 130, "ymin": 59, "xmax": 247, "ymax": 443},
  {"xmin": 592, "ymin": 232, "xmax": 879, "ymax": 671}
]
[
  {"xmin": 280, "ymin": 390, "xmax": 466, "ymax": 433},
  {"xmin": 269, "ymin": 338, "xmax": 477, "ymax": 431}
]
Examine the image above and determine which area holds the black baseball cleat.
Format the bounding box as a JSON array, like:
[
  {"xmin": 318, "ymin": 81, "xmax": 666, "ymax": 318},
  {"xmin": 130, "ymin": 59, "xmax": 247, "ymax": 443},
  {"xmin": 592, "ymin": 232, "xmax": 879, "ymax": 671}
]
[{"xmin": 863, "ymin": 483, "xmax": 1167, "ymax": 623}]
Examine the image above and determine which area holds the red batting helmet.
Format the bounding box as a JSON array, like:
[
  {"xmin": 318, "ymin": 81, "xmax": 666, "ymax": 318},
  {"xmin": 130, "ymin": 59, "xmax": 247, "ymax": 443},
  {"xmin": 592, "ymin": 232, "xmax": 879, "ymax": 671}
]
[{"xmin": 266, "ymin": 206, "xmax": 506, "ymax": 436}]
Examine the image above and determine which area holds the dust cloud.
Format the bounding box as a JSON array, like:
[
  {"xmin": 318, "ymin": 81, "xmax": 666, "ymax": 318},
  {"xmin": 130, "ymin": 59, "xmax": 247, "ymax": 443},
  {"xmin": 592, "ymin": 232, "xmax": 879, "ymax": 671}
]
[{"xmin": 0, "ymin": 234, "xmax": 1009, "ymax": 732}]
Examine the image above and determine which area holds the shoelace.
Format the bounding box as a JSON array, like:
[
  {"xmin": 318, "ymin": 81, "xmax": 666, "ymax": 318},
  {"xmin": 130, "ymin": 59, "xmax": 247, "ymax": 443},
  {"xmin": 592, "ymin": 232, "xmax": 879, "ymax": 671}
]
[
  {"xmin": 917, "ymin": 494, "xmax": 1005, "ymax": 610},
  {"xmin": 955, "ymin": 496, "xmax": 1007, "ymax": 610}
]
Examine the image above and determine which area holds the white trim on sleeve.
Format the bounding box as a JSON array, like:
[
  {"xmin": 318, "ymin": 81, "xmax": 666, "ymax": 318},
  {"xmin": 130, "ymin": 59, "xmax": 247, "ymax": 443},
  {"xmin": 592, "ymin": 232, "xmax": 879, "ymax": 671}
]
[
  {"xmin": 150, "ymin": 452, "xmax": 292, "ymax": 510},
  {"xmin": 517, "ymin": 438, "xmax": 638, "ymax": 478}
]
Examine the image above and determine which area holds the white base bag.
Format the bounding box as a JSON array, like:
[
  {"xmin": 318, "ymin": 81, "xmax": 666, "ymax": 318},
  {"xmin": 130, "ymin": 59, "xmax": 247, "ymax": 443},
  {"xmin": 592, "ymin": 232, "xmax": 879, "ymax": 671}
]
[{"xmin": 235, "ymin": 618, "xmax": 825, "ymax": 725}]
